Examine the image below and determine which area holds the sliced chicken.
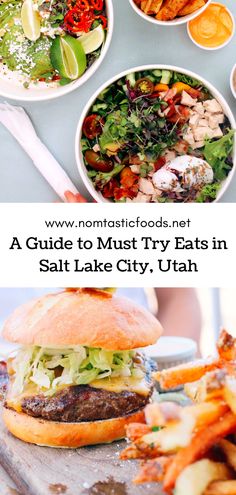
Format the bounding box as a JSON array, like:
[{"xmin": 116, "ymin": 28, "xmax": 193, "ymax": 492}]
[
  {"xmin": 181, "ymin": 91, "xmax": 197, "ymax": 107},
  {"xmin": 203, "ymin": 99, "xmax": 223, "ymax": 113},
  {"xmin": 139, "ymin": 177, "xmax": 155, "ymax": 194},
  {"xmin": 208, "ymin": 113, "xmax": 224, "ymax": 129},
  {"xmin": 193, "ymin": 102, "xmax": 205, "ymax": 115},
  {"xmin": 193, "ymin": 126, "xmax": 214, "ymax": 142},
  {"xmin": 127, "ymin": 192, "xmax": 151, "ymax": 203}
]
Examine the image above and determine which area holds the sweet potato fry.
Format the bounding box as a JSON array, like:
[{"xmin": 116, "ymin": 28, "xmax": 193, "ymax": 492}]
[
  {"xmin": 126, "ymin": 423, "xmax": 151, "ymax": 442},
  {"xmin": 178, "ymin": 0, "xmax": 205, "ymax": 16},
  {"xmin": 153, "ymin": 357, "xmax": 221, "ymax": 390},
  {"xmin": 134, "ymin": 456, "xmax": 174, "ymax": 483},
  {"xmin": 163, "ymin": 412, "xmax": 236, "ymax": 492},
  {"xmin": 217, "ymin": 330, "xmax": 236, "ymax": 361},
  {"xmin": 218, "ymin": 439, "xmax": 236, "ymax": 471},
  {"xmin": 157, "ymin": 0, "xmax": 189, "ymax": 20},
  {"xmin": 205, "ymin": 480, "xmax": 236, "ymax": 495}
]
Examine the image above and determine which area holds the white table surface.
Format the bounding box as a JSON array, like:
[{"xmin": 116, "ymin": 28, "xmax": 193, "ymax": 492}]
[{"xmin": 0, "ymin": 0, "xmax": 236, "ymax": 202}]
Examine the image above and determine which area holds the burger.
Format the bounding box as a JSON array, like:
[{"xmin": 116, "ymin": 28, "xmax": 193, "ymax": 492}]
[{"xmin": 2, "ymin": 289, "xmax": 162, "ymax": 448}]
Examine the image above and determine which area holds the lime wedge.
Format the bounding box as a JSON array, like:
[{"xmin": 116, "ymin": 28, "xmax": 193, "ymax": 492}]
[
  {"xmin": 50, "ymin": 35, "xmax": 86, "ymax": 80},
  {"xmin": 21, "ymin": 0, "xmax": 41, "ymax": 42},
  {"xmin": 79, "ymin": 25, "xmax": 105, "ymax": 54}
]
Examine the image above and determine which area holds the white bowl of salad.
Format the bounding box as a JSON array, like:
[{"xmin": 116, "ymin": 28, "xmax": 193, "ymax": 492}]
[
  {"xmin": 129, "ymin": 0, "xmax": 211, "ymax": 26},
  {"xmin": 0, "ymin": 0, "xmax": 113, "ymax": 101},
  {"xmin": 76, "ymin": 65, "xmax": 236, "ymax": 203}
]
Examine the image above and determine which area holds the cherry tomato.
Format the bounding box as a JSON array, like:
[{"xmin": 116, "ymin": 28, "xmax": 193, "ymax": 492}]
[
  {"xmin": 85, "ymin": 150, "xmax": 113, "ymax": 172},
  {"xmin": 82, "ymin": 114, "xmax": 104, "ymax": 139},
  {"xmin": 167, "ymin": 105, "xmax": 190, "ymax": 124},
  {"xmin": 134, "ymin": 78, "xmax": 154, "ymax": 95},
  {"xmin": 102, "ymin": 178, "xmax": 119, "ymax": 198},
  {"xmin": 154, "ymin": 156, "xmax": 166, "ymax": 171},
  {"xmin": 114, "ymin": 185, "xmax": 138, "ymax": 201}
]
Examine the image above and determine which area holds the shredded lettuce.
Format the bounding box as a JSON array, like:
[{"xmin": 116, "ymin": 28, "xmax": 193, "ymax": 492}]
[{"xmin": 11, "ymin": 346, "xmax": 142, "ymax": 397}]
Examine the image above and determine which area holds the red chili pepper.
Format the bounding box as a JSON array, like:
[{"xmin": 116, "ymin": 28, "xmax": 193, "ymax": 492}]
[
  {"xmin": 95, "ymin": 14, "xmax": 107, "ymax": 27},
  {"xmin": 67, "ymin": 0, "xmax": 90, "ymax": 9},
  {"xmin": 64, "ymin": 8, "xmax": 94, "ymax": 32},
  {"xmin": 91, "ymin": 0, "xmax": 103, "ymax": 10}
]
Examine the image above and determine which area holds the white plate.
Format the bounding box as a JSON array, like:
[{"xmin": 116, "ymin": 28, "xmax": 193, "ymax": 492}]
[
  {"xmin": 75, "ymin": 64, "xmax": 236, "ymax": 203},
  {"xmin": 128, "ymin": 0, "xmax": 211, "ymax": 26},
  {"xmin": 0, "ymin": 0, "xmax": 114, "ymax": 102}
]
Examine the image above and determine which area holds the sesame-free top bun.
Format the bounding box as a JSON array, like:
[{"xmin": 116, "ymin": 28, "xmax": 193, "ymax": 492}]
[
  {"xmin": 2, "ymin": 289, "xmax": 162, "ymax": 349},
  {"xmin": 3, "ymin": 407, "xmax": 145, "ymax": 448}
]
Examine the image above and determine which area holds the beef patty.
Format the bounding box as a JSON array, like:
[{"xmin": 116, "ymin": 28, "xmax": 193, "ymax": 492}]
[
  {"xmin": 7, "ymin": 357, "xmax": 156, "ymax": 422},
  {"xmin": 20, "ymin": 385, "xmax": 152, "ymax": 422}
]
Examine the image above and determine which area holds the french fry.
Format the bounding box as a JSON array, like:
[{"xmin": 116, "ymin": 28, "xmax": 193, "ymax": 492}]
[
  {"xmin": 144, "ymin": 402, "xmax": 182, "ymax": 427},
  {"xmin": 185, "ymin": 370, "xmax": 226, "ymax": 403},
  {"xmin": 134, "ymin": 456, "xmax": 173, "ymax": 483},
  {"xmin": 135, "ymin": 411, "xmax": 195, "ymax": 454},
  {"xmin": 205, "ymin": 480, "xmax": 236, "ymax": 495},
  {"xmin": 223, "ymin": 377, "xmax": 236, "ymax": 414},
  {"xmin": 187, "ymin": 401, "xmax": 229, "ymax": 429},
  {"xmin": 120, "ymin": 444, "xmax": 157, "ymax": 460},
  {"xmin": 126, "ymin": 423, "xmax": 151, "ymax": 442},
  {"xmin": 174, "ymin": 459, "xmax": 232, "ymax": 495},
  {"xmin": 178, "ymin": 0, "xmax": 205, "ymax": 16},
  {"xmin": 218, "ymin": 439, "xmax": 236, "ymax": 471},
  {"xmin": 217, "ymin": 330, "xmax": 236, "ymax": 361},
  {"xmin": 163, "ymin": 412, "xmax": 236, "ymax": 492},
  {"xmin": 141, "ymin": 0, "xmax": 153, "ymax": 13},
  {"xmin": 157, "ymin": 0, "xmax": 189, "ymax": 20},
  {"xmin": 153, "ymin": 357, "xmax": 221, "ymax": 390}
]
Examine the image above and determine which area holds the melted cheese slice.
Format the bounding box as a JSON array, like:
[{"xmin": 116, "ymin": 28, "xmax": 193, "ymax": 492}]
[
  {"xmin": 7, "ymin": 374, "xmax": 150, "ymax": 413},
  {"xmin": 90, "ymin": 376, "xmax": 150, "ymax": 396}
]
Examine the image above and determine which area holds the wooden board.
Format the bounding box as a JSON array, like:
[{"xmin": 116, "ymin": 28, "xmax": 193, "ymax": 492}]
[
  {"xmin": 0, "ymin": 414, "xmax": 164, "ymax": 495},
  {"xmin": 0, "ymin": 463, "xmax": 19, "ymax": 495}
]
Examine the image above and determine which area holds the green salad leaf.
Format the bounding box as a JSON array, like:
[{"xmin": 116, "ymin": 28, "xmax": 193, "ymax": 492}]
[
  {"xmin": 11, "ymin": 345, "xmax": 142, "ymax": 397},
  {"xmin": 203, "ymin": 130, "xmax": 235, "ymax": 181},
  {"xmin": 196, "ymin": 183, "xmax": 221, "ymax": 203}
]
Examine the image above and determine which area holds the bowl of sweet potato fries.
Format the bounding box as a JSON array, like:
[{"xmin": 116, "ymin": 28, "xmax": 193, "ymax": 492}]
[
  {"xmin": 121, "ymin": 329, "xmax": 236, "ymax": 495},
  {"xmin": 130, "ymin": 0, "xmax": 211, "ymax": 26}
]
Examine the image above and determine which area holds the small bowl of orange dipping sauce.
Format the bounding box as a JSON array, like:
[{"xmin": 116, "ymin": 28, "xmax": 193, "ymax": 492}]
[
  {"xmin": 187, "ymin": 2, "xmax": 235, "ymax": 50},
  {"xmin": 230, "ymin": 64, "xmax": 236, "ymax": 99}
]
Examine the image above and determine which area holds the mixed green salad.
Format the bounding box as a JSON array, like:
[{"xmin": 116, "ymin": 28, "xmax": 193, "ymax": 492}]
[
  {"xmin": 0, "ymin": 0, "xmax": 107, "ymax": 87},
  {"xmin": 81, "ymin": 69, "xmax": 235, "ymax": 203}
]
